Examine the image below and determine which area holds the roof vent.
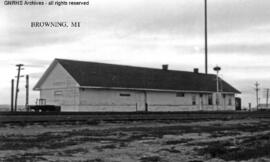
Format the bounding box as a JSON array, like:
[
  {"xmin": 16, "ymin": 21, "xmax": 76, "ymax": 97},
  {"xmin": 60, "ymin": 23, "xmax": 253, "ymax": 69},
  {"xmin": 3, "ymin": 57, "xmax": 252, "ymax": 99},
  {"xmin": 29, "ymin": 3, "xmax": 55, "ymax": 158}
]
[
  {"xmin": 193, "ymin": 68, "xmax": 199, "ymax": 73},
  {"xmin": 162, "ymin": 64, "xmax": 168, "ymax": 71}
]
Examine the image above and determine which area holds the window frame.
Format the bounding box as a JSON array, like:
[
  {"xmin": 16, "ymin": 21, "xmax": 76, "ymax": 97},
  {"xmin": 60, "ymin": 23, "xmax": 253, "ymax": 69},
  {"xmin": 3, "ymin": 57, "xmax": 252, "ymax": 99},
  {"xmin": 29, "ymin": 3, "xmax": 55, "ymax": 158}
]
[
  {"xmin": 54, "ymin": 90, "xmax": 63, "ymax": 96},
  {"xmin": 120, "ymin": 93, "xmax": 131, "ymax": 97},
  {"xmin": 176, "ymin": 92, "xmax": 185, "ymax": 97}
]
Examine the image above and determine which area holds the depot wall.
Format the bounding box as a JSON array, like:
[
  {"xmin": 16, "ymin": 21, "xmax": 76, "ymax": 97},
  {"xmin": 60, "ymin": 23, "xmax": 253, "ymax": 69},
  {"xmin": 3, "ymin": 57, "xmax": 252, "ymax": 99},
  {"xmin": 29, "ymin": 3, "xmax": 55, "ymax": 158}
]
[
  {"xmin": 78, "ymin": 89, "xmax": 235, "ymax": 112},
  {"xmin": 37, "ymin": 62, "xmax": 236, "ymax": 112}
]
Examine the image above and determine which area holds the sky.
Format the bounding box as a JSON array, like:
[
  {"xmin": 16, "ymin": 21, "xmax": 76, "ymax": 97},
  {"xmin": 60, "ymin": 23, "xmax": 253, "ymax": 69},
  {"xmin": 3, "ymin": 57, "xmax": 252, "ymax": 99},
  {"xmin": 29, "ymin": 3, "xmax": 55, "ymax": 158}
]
[{"xmin": 0, "ymin": 0, "xmax": 270, "ymax": 107}]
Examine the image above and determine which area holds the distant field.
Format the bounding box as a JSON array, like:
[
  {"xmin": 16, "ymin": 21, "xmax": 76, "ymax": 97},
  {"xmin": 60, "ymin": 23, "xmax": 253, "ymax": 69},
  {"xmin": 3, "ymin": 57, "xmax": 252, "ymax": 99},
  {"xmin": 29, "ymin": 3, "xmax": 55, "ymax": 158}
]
[
  {"xmin": 0, "ymin": 105, "xmax": 9, "ymax": 111},
  {"xmin": 0, "ymin": 119, "xmax": 270, "ymax": 162},
  {"xmin": 0, "ymin": 105, "xmax": 25, "ymax": 112}
]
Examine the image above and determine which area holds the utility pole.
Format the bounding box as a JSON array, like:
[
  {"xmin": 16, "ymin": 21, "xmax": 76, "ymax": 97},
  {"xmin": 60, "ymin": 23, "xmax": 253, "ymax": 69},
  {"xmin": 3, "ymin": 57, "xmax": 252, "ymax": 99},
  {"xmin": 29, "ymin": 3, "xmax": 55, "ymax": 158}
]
[
  {"xmin": 25, "ymin": 75, "xmax": 29, "ymax": 111},
  {"xmin": 266, "ymin": 88, "xmax": 269, "ymax": 109},
  {"xmin": 14, "ymin": 64, "xmax": 24, "ymax": 112},
  {"xmin": 11, "ymin": 79, "xmax": 14, "ymax": 112},
  {"xmin": 204, "ymin": 0, "xmax": 208, "ymax": 74},
  {"xmin": 255, "ymin": 82, "xmax": 259, "ymax": 110},
  {"xmin": 213, "ymin": 66, "xmax": 221, "ymax": 110}
]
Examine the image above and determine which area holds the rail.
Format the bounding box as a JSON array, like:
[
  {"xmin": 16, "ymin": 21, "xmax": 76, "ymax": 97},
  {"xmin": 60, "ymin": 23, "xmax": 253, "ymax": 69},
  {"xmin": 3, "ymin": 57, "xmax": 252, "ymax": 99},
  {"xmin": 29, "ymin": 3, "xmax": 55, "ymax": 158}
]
[{"xmin": 0, "ymin": 111, "xmax": 269, "ymax": 123}]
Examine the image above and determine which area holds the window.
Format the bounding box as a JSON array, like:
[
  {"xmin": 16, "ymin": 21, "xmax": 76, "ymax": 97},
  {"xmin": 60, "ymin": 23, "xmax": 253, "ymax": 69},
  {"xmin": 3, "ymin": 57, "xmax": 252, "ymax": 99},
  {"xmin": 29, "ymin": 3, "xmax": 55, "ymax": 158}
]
[
  {"xmin": 176, "ymin": 92, "xmax": 185, "ymax": 97},
  {"xmin": 80, "ymin": 88, "xmax": 85, "ymax": 91},
  {"xmin": 192, "ymin": 95, "xmax": 196, "ymax": 105},
  {"xmin": 208, "ymin": 94, "xmax": 213, "ymax": 105},
  {"xmin": 120, "ymin": 93, "xmax": 131, "ymax": 97},
  {"xmin": 54, "ymin": 91, "xmax": 63, "ymax": 96}
]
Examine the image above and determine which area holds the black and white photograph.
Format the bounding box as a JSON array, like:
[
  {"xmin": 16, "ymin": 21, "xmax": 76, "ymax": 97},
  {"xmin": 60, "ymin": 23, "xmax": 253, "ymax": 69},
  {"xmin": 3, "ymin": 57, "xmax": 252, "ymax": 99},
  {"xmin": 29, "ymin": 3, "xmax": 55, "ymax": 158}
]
[{"xmin": 1, "ymin": 0, "xmax": 270, "ymax": 161}]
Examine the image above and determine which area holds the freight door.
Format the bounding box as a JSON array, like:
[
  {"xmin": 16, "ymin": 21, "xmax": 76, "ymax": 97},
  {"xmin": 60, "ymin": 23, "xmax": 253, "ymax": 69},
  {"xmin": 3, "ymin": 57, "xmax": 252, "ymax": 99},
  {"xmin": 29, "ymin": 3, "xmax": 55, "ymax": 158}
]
[
  {"xmin": 199, "ymin": 94, "xmax": 203, "ymax": 110},
  {"xmin": 235, "ymin": 97, "xmax": 241, "ymax": 110},
  {"xmin": 136, "ymin": 91, "xmax": 147, "ymax": 111}
]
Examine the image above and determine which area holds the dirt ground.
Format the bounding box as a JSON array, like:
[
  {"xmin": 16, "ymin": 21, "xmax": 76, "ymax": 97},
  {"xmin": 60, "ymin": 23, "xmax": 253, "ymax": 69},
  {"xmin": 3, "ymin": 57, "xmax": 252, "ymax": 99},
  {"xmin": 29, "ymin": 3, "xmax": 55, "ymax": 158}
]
[{"xmin": 1, "ymin": 118, "xmax": 270, "ymax": 162}]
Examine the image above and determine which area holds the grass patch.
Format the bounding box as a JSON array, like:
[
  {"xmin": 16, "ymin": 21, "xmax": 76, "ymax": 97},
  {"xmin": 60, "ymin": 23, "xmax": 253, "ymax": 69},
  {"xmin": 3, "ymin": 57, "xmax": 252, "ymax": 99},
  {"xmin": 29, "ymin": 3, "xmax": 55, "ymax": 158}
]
[
  {"xmin": 197, "ymin": 132, "xmax": 270, "ymax": 161},
  {"xmin": 85, "ymin": 159, "xmax": 104, "ymax": 162},
  {"xmin": 210, "ymin": 130, "xmax": 241, "ymax": 138},
  {"xmin": 94, "ymin": 144, "xmax": 117, "ymax": 151},
  {"xmin": 0, "ymin": 122, "xmax": 267, "ymax": 151},
  {"xmin": 140, "ymin": 155, "xmax": 162, "ymax": 162},
  {"xmin": 0, "ymin": 132, "xmax": 76, "ymax": 150},
  {"xmin": 86, "ymin": 119, "xmax": 102, "ymax": 125},
  {"xmin": 165, "ymin": 139, "xmax": 192, "ymax": 145},
  {"xmin": 2, "ymin": 118, "xmax": 270, "ymax": 162},
  {"xmin": 158, "ymin": 147, "xmax": 181, "ymax": 153},
  {"xmin": 62, "ymin": 148, "xmax": 89, "ymax": 156},
  {"xmin": 0, "ymin": 153, "xmax": 48, "ymax": 162}
]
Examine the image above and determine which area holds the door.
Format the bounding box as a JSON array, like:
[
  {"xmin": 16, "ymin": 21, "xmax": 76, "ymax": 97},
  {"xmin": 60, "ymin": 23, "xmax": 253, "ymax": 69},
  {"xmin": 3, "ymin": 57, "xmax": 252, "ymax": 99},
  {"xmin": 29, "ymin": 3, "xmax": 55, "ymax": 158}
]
[
  {"xmin": 199, "ymin": 94, "xmax": 203, "ymax": 110},
  {"xmin": 136, "ymin": 91, "xmax": 147, "ymax": 111}
]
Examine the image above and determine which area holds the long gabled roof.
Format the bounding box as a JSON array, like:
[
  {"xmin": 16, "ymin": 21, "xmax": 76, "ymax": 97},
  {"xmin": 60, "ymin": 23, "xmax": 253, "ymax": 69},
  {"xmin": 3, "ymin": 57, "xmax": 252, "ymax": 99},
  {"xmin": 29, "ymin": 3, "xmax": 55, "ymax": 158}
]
[{"xmin": 35, "ymin": 58, "xmax": 240, "ymax": 93}]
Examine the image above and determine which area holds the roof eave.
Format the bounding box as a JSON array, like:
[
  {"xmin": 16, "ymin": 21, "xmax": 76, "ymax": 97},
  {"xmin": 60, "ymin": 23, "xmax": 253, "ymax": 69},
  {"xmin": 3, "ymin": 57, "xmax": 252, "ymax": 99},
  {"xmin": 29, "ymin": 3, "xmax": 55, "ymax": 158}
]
[
  {"xmin": 33, "ymin": 59, "xmax": 81, "ymax": 90},
  {"xmin": 33, "ymin": 59, "xmax": 58, "ymax": 90},
  {"xmin": 78, "ymin": 85, "xmax": 239, "ymax": 94}
]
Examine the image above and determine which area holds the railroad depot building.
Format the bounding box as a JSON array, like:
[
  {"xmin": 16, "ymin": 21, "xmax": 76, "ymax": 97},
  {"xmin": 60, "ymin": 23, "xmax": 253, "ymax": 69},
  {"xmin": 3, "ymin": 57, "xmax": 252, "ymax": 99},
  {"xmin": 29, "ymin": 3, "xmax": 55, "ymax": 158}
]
[{"xmin": 34, "ymin": 59, "xmax": 240, "ymax": 112}]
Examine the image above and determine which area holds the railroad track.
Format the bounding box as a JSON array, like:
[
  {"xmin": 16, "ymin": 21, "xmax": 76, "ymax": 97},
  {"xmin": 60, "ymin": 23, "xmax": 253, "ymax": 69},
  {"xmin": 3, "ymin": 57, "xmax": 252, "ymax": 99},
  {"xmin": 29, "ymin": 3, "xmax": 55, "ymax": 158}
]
[{"xmin": 1, "ymin": 111, "xmax": 270, "ymax": 123}]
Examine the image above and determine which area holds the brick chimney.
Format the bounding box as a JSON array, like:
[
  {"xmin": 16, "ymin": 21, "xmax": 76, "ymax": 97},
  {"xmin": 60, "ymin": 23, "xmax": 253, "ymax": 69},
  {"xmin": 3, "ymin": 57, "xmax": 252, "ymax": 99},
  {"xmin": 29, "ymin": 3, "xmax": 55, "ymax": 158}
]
[
  {"xmin": 162, "ymin": 64, "xmax": 168, "ymax": 71},
  {"xmin": 193, "ymin": 68, "xmax": 199, "ymax": 73}
]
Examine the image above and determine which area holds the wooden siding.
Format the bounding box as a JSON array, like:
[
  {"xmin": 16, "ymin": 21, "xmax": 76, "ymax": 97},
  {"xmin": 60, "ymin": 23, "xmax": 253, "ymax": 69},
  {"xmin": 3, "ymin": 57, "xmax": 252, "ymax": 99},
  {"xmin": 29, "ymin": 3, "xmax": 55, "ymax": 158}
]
[
  {"xmin": 39, "ymin": 63, "xmax": 80, "ymax": 111},
  {"xmin": 76, "ymin": 89, "xmax": 235, "ymax": 112}
]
